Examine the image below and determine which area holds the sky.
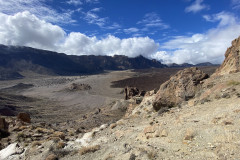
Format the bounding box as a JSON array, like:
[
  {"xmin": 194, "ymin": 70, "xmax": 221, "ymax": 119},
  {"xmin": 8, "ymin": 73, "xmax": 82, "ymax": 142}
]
[{"xmin": 0, "ymin": 0, "xmax": 240, "ymax": 64}]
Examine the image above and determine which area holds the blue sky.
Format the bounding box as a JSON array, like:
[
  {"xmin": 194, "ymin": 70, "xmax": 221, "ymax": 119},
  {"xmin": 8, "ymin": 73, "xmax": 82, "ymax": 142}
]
[{"xmin": 0, "ymin": 0, "xmax": 240, "ymax": 64}]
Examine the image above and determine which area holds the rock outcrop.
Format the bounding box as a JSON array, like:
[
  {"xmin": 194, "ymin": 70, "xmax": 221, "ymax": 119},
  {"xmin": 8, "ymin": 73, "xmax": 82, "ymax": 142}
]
[
  {"xmin": 17, "ymin": 112, "xmax": 31, "ymax": 123},
  {"xmin": 124, "ymin": 87, "xmax": 140, "ymax": 100},
  {"xmin": 215, "ymin": 36, "xmax": 240, "ymax": 75},
  {"xmin": 153, "ymin": 67, "xmax": 208, "ymax": 111},
  {"xmin": 124, "ymin": 87, "xmax": 145, "ymax": 100},
  {"xmin": 0, "ymin": 117, "xmax": 9, "ymax": 138}
]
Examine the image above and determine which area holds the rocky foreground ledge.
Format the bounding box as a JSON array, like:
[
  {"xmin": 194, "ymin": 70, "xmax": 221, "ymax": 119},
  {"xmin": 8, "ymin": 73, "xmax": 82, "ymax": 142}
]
[{"xmin": 1, "ymin": 36, "xmax": 240, "ymax": 160}]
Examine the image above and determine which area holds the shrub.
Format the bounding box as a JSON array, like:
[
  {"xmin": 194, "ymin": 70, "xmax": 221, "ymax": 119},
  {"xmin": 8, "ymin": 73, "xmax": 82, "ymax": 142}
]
[{"xmin": 79, "ymin": 145, "xmax": 100, "ymax": 155}]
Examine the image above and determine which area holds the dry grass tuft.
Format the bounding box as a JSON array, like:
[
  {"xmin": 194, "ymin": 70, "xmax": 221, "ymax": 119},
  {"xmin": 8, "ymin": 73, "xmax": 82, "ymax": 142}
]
[
  {"xmin": 79, "ymin": 145, "xmax": 100, "ymax": 155},
  {"xmin": 227, "ymin": 80, "xmax": 240, "ymax": 86}
]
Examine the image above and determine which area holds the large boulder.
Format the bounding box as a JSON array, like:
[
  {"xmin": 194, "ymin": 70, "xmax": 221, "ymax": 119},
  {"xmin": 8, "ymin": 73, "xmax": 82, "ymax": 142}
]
[
  {"xmin": 153, "ymin": 67, "xmax": 209, "ymax": 111},
  {"xmin": 214, "ymin": 36, "xmax": 240, "ymax": 75}
]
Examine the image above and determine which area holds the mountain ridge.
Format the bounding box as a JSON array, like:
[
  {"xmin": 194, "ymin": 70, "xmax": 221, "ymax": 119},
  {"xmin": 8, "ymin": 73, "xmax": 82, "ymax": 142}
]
[{"xmin": 0, "ymin": 44, "xmax": 166, "ymax": 79}]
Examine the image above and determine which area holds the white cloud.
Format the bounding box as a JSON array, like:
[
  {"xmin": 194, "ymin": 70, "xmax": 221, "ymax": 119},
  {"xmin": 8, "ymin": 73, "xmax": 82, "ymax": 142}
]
[
  {"xmin": 67, "ymin": 0, "xmax": 83, "ymax": 6},
  {"xmin": 104, "ymin": 23, "xmax": 121, "ymax": 30},
  {"xmin": 232, "ymin": 0, "xmax": 240, "ymax": 9},
  {"xmin": 0, "ymin": 12, "xmax": 158, "ymax": 59},
  {"xmin": 60, "ymin": 34, "xmax": 158, "ymax": 57},
  {"xmin": 124, "ymin": 28, "xmax": 139, "ymax": 34},
  {"xmin": 185, "ymin": 0, "xmax": 209, "ymax": 13},
  {"xmin": 84, "ymin": 10, "xmax": 107, "ymax": 27},
  {"xmin": 0, "ymin": 0, "xmax": 75, "ymax": 24},
  {"xmin": 66, "ymin": 0, "xmax": 99, "ymax": 6},
  {"xmin": 151, "ymin": 12, "xmax": 240, "ymax": 64},
  {"xmin": 203, "ymin": 12, "xmax": 236, "ymax": 27},
  {"xmin": 1, "ymin": 11, "xmax": 239, "ymax": 65},
  {"xmin": 82, "ymin": 8, "xmax": 121, "ymax": 29},
  {"xmin": 137, "ymin": 12, "xmax": 169, "ymax": 30},
  {"xmin": 0, "ymin": 11, "xmax": 65, "ymax": 50},
  {"xmin": 85, "ymin": 0, "xmax": 99, "ymax": 4},
  {"xmin": 90, "ymin": 8, "xmax": 102, "ymax": 12}
]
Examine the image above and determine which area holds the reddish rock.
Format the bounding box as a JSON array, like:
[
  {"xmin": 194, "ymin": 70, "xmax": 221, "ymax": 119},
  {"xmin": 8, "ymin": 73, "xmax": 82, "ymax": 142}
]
[{"xmin": 17, "ymin": 112, "xmax": 31, "ymax": 123}]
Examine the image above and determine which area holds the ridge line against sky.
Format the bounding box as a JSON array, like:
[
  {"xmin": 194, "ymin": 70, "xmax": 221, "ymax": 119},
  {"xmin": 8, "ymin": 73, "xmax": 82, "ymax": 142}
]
[{"xmin": 0, "ymin": 0, "xmax": 240, "ymax": 64}]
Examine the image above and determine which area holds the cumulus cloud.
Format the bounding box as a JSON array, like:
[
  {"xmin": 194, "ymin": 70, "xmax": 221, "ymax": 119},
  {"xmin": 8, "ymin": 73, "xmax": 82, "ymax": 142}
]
[
  {"xmin": 151, "ymin": 12, "xmax": 240, "ymax": 64},
  {"xmin": 0, "ymin": 11, "xmax": 65, "ymax": 50},
  {"xmin": 1, "ymin": 11, "xmax": 239, "ymax": 65},
  {"xmin": 185, "ymin": 0, "xmax": 209, "ymax": 13},
  {"xmin": 0, "ymin": 12, "xmax": 158, "ymax": 58},
  {"xmin": 60, "ymin": 33, "xmax": 158, "ymax": 57}
]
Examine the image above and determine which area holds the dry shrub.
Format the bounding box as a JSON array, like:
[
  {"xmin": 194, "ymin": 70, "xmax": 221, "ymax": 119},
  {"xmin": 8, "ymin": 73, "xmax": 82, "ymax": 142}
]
[
  {"xmin": 31, "ymin": 141, "xmax": 42, "ymax": 147},
  {"xmin": 227, "ymin": 80, "xmax": 240, "ymax": 86},
  {"xmin": 56, "ymin": 141, "xmax": 65, "ymax": 149},
  {"xmin": 110, "ymin": 123, "xmax": 117, "ymax": 129},
  {"xmin": 79, "ymin": 145, "xmax": 100, "ymax": 155}
]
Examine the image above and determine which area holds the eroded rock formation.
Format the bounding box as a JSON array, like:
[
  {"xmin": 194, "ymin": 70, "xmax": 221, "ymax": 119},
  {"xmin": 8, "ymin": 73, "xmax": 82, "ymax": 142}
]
[
  {"xmin": 215, "ymin": 36, "xmax": 240, "ymax": 75},
  {"xmin": 153, "ymin": 67, "xmax": 208, "ymax": 111}
]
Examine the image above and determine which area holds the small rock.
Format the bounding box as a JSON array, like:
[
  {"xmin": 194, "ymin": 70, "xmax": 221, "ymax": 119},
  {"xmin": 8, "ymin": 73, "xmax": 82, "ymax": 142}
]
[
  {"xmin": 17, "ymin": 112, "xmax": 31, "ymax": 123},
  {"xmin": 221, "ymin": 120, "xmax": 233, "ymax": 125},
  {"xmin": 221, "ymin": 93, "xmax": 230, "ymax": 99},
  {"xmin": 129, "ymin": 153, "xmax": 136, "ymax": 160},
  {"xmin": 52, "ymin": 131, "xmax": 65, "ymax": 140},
  {"xmin": 110, "ymin": 123, "xmax": 117, "ymax": 129},
  {"xmin": 184, "ymin": 129, "xmax": 195, "ymax": 141},
  {"xmin": 45, "ymin": 154, "xmax": 58, "ymax": 160},
  {"xmin": 161, "ymin": 129, "xmax": 168, "ymax": 137}
]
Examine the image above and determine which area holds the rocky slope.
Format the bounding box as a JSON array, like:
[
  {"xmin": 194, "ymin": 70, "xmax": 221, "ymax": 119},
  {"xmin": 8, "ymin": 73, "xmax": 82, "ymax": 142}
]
[{"xmin": 1, "ymin": 36, "xmax": 240, "ymax": 159}]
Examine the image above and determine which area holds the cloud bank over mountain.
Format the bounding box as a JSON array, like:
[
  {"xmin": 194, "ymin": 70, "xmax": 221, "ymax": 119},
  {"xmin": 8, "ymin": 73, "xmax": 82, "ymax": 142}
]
[{"xmin": 0, "ymin": 11, "xmax": 240, "ymax": 64}]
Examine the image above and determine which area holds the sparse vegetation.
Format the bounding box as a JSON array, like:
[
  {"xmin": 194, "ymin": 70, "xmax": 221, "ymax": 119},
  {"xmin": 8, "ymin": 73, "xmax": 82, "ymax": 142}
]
[
  {"xmin": 227, "ymin": 80, "xmax": 240, "ymax": 86},
  {"xmin": 79, "ymin": 145, "xmax": 101, "ymax": 155},
  {"xmin": 147, "ymin": 151, "xmax": 157, "ymax": 160},
  {"xmin": 56, "ymin": 141, "xmax": 65, "ymax": 149},
  {"xmin": 52, "ymin": 149, "xmax": 71, "ymax": 158},
  {"xmin": 31, "ymin": 141, "xmax": 42, "ymax": 147}
]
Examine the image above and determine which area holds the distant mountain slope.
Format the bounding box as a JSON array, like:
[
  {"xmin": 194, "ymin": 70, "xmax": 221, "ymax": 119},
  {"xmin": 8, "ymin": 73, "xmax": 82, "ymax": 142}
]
[
  {"xmin": 168, "ymin": 62, "xmax": 218, "ymax": 68},
  {"xmin": 0, "ymin": 44, "xmax": 166, "ymax": 78}
]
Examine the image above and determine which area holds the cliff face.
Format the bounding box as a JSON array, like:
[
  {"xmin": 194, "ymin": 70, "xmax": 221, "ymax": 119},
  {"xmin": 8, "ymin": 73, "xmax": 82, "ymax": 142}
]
[{"xmin": 215, "ymin": 36, "xmax": 240, "ymax": 75}]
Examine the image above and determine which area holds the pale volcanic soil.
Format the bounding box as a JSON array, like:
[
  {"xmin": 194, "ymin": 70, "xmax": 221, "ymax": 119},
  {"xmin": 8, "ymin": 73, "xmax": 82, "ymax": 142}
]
[
  {"xmin": 62, "ymin": 72, "xmax": 240, "ymax": 160},
  {"xmin": 0, "ymin": 70, "xmax": 134, "ymax": 124}
]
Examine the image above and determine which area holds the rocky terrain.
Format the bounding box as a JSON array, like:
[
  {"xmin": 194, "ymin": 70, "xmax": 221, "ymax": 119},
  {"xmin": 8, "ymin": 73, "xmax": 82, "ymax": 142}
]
[{"xmin": 1, "ymin": 36, "xmax": 240, "ymax": 160}]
